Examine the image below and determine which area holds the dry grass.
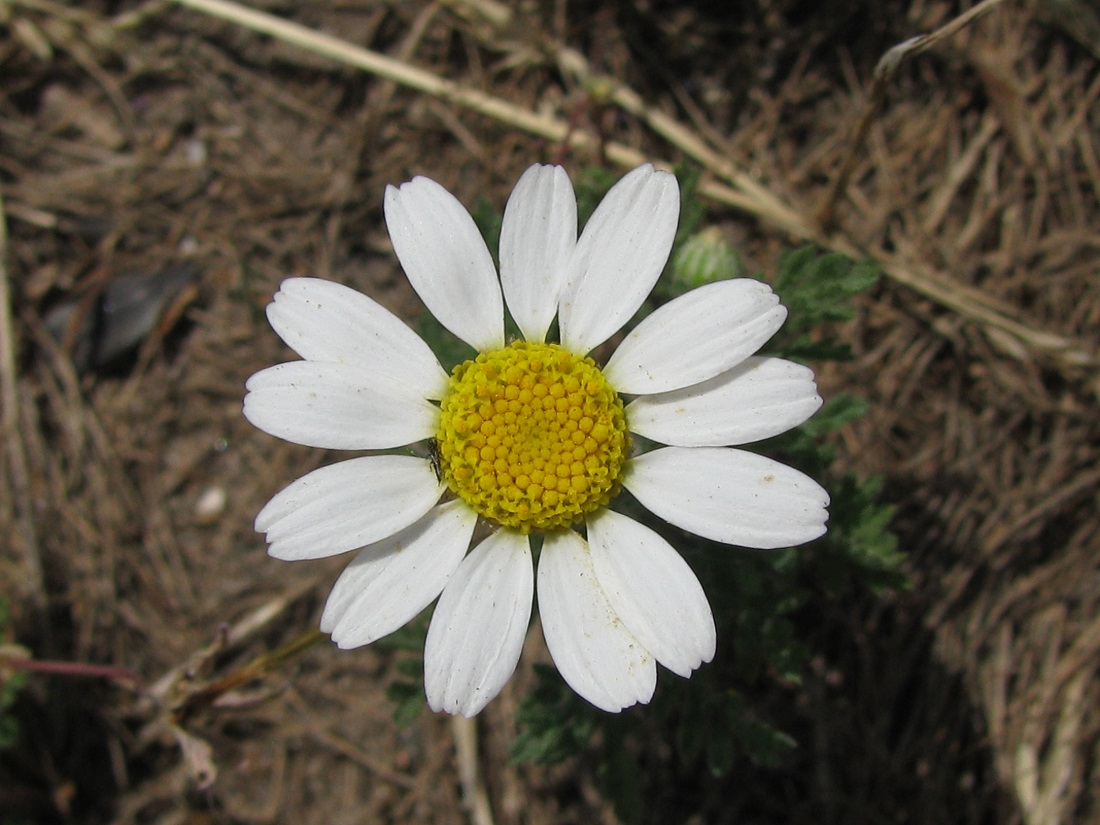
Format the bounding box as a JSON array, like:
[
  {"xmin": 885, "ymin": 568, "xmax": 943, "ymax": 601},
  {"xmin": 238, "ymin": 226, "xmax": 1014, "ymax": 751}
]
[{"xmin": 0, "ymin": 1, "xmax": 1097, "ymax": 823}]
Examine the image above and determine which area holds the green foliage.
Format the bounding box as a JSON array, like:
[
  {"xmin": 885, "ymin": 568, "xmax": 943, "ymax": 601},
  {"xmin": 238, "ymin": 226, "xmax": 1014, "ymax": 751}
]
[
  {"xmin": 417, "ymin": 312, "xmax": 475, "ymax": 373},
  {"xmin": 510, "ymin": 665, "xmax": 598, "ymax": 764},
  {"xmin": 386, "ymin": 674, "xmax": 426, "ymax": 729},
  {"xmin": 0, "ymin": 598, "xmax": 27, "ymax": 753},
  {"xmin": 810, "ymin": 472, "xmax": 906, "ymax": 594},
  {"xmin": 0, "ymin": 699, "xmax": 20, "ymax": 752},
  {"xmin": 725, "ymin": 696, "xmax": 799, "ymax": 769},
  {"xmin": 674, "ymin": 685, "xmax": 798, "ymax": 776},
  {"xmin": 774, "ymin": 392, "xmax": 868, "ymax": 475},
  {"xmin": 667, "ymin": 226, "xmax": 746, "ymax": 292},
  {"xmin": 769, "ymin": 246, "xmax": 880, "ymax": 361},
  {"xmin": 377, "ymin": 612, "xmax": 431, "ymax": 727},
  {"xmin": 470, "ymin": 196, "xmax": 503, "ymax": 267},
  {"xmin": 768, "ymin": 393, "xmax": 905, "ymax": 594},
  {"xmin": 599, "ymin": 720, "xmax": 645, "ymax": 824},
  {"xmin": 572, "ymin": 166, "xmax": 619, "ymax": 228},
  {"xmin": 669, "ymin": 164, "xmax": 707, "ymax": 248}
]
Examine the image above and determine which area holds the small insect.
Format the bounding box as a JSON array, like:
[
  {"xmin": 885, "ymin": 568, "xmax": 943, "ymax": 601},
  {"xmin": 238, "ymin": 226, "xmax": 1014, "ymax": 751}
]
[{"xmin": 427, "ymin": 438, "xmax": 443, "ymax": 482}]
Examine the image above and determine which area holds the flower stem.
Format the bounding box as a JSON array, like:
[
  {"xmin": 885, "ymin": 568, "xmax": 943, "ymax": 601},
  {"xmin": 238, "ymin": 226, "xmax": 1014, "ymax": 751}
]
[{"xmin": 171, "ymin": 628, "xmax": 327, "ymax": 724}]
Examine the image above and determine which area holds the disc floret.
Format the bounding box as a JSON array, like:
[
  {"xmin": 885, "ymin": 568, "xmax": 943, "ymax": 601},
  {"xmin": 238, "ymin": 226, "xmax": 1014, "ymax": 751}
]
[{"xmin": 436, "ymin": 341, "xmax": 629, "ymax": 532}]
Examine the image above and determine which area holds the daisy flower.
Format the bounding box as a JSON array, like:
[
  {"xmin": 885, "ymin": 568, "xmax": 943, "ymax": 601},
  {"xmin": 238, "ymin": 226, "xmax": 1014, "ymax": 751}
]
[{"xmin": 244, "ymin": 163, "xmax": 829, "ymax": 717}]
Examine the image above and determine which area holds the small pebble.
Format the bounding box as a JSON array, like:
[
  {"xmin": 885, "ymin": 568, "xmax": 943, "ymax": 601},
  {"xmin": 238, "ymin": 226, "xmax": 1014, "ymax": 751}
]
[{"xmin": 195, "ymin": 486, "xmax": 227, "ymax": 524}]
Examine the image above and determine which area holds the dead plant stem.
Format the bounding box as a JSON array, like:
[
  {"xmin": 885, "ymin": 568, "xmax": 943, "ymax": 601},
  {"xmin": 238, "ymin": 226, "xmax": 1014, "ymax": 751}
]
[
  {"xmin": 4, "ymin": 656, "xmax": 139, "ymax": 683},
  {"xmin": 816, "ymin": 0, "xmax": 1012, "ymax": 228},
  {"xmin": 0, "ymin": 189, "xmax": 48, "ymax": 619},
  {"xmin": 451, "ymin": 715, "xmax": 495, "ymax": 825},
  {"xmin": 171, "ymin": 628, "xmax": 326, "ymax": 725}
]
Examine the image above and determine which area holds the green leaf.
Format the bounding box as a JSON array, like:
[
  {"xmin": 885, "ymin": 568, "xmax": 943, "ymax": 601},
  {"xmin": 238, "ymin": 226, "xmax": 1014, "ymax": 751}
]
[
  {"xmin": 573, "ymin": 166, "xmax": 619, "ymax": 228},
  {"xmin": 469, "ymin": 196, "xmax": 503, "ymax": 268},
  {"xmin": 768, "ymin": 246, "xmax": 881, "ymax": 362},
  {"xmin": 0, "ymin": 597, "xmax": 27, "ymax": 753},
  {"xmin": 386, "ymin": 679, "xmax": 424, "ymax": 729},
  {"xmin": 667, "ymin": 227, "xmax": 746, "ymax": 292},
  {"xmin": 417, "ymin": 311, "xmax": 476, "ymax": 373},
  {"xmin": 600, "ymin": 724, "xmax": 644, "ymax": 824},
  {"xmin": 511, "ymin": 665, "xmax": 598, "ymax": 764}
]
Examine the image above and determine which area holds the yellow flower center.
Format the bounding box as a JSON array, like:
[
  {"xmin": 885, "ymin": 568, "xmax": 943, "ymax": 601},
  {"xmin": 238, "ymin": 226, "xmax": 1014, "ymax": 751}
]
[{"xmin": 435, "ymin": 341, "xmax": 629, "ymax": 532}]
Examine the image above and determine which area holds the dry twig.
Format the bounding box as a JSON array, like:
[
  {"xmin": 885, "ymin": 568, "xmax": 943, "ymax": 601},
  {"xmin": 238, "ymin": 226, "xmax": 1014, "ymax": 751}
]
[
  {"xmin": 0, "ymin": 190, "xmax": 47, "ymax": 617},
  {"xmin": 816, "ymin": 0, "xmax": 1013, "ymax": 228},
  {"xmin": 452, "ymin": 715, "xmax": 496, "ymax": 825}
]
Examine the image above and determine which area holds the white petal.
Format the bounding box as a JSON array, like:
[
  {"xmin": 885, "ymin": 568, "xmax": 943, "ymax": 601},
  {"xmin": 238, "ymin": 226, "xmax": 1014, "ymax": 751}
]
[
  {"xmin": 424, "ymin": 530, "xmax": 533, "ymax": 717},
  {"xmin": 266, "ymin": 278, "xmax": 449, "ymax": 400},
  {"xmin": 558, "ymin": 165, "xmax": 679, "ymax": 353},
  {"xmin": 586, "ymin": 509, "xmax": 715, "ymax": 678},
  {"xmin": 626, "ymin": 356, "xmax": 822, "ymax": 447},
  {"xmin": 537, "ymin": 531, "xmax": 656, "ymax": 713},
  {"xmin": 384, "ymin": 177, "xmax": 504, "ymax": 352},
  {"xmin": 625, "ymin": 447, "xmax": 829, "ymax": 549},
  {"xmin": 499, "ymin": 164, "xmax": 577, "ymax": 343},
  {"xmin": 244, "ymin": 361, "xmax": 438, "ymax": 450},
  {"xmin": 604, "ymin": 279, "xmax": 787, "ymax": 394},
  {"xmin": 256, "ymin": 455, "xmax": 444, "ymax": 560},
  {"xmin": 321, "ymin": 500, "xmax": 477, "ymax": 647}
]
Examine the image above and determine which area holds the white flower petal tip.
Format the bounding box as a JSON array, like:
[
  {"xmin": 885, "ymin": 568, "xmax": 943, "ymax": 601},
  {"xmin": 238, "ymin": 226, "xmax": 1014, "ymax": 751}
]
[
  {"xmin": 538, "ymin": 531, "xmax": 657, "ymax": 713},
  {"xmin": 500, "ymin": 164, "xmax": 577, "ymax": 343},
  {"xmin": 265, "ymin": 277, "xmax": 449, "ymax": 400},
  {"xmin": 587, "ymin": 510, "xmax": 716, "ymax": 678},
  {"xmin": 626, "ymin": 356, "xmax": 823, "ymax": 447},
  {"xmin": 320, "ymin": 500, "xmax": 477, "ymax": 648},
  {"xmin": 625, "ymin": 447, "xmax": 830, "ymax": 550},
  {"xmin": 604, "ymin": 279, "xmax": 788, "ymax": 395},
  {"xmin": 256, "ymin": 455, "xmax": 444, "ymax": 561},
  {"xmin": 384, "ymin": 177, "xmax": 504, "ymax": 352},
  {"xmin": 244, "ymin": 361, "xmax": 439, "ymax": 450},
  {"xmin": 425, "ymin": 530, "xmax": 533, "ymax": 717},
  {"xmin": 559, "ymin": 164, "xmax": 680, "ymax": 353}
]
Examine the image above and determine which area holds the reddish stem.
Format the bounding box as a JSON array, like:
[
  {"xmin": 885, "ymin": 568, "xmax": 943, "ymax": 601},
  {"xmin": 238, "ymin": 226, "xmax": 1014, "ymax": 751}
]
[{"xmin": 4, "ymin": 657, "xmax": 139, "ymax": 683}]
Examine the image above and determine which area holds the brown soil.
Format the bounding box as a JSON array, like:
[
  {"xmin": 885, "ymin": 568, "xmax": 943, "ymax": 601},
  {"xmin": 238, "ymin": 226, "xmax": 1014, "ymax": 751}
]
[{"xmin": 1, "ymin": 1, "xmax": 1098, "ymax": 824}]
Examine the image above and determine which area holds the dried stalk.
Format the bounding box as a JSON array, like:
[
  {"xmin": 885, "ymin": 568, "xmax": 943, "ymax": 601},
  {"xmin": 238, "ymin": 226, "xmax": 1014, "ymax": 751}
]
[
  {"xmin": 452, "ymin": 715, "xmax": 496, "ymax": 825},
  {"xmin": 816, "ymin": 0, "xmax": 1013, "ymax": 228},
  {"xmin": 0, "ymin": 190, "xmax": 47, "ymax": 618}
]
